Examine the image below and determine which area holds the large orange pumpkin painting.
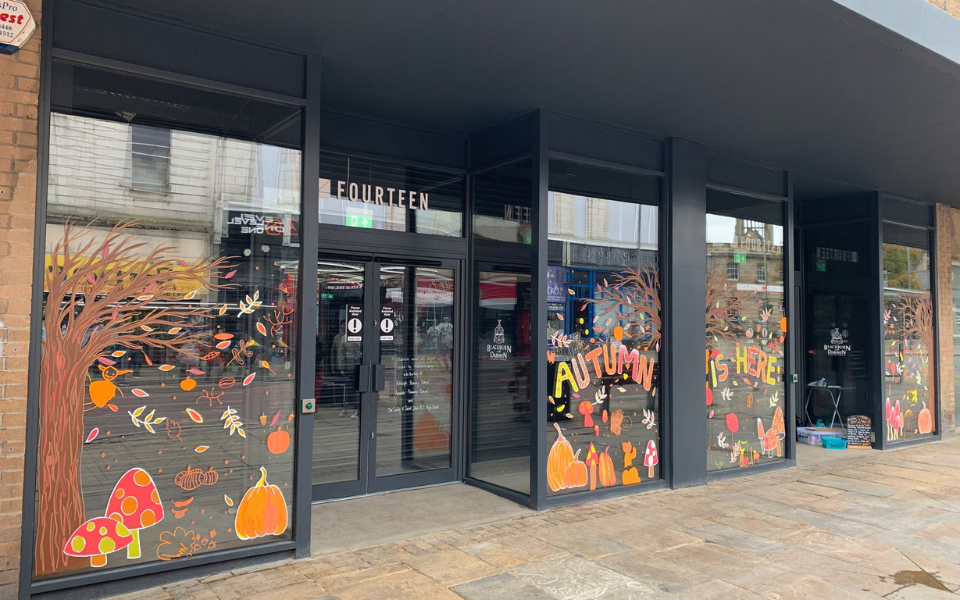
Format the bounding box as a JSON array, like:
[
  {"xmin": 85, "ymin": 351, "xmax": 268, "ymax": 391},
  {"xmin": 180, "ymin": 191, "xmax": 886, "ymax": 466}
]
[
  {"xmin": 235, "ymin": 467, "xmax": 288, "ymax": 540},
  {"xmin": 413, "ymin": 411, "xmax": 450, "ymax": 453},
  {"xmin": 918, "ymin": 403, "xmax": 934, "ymax": 435},
  {"xmin": 547, "ymin": 423, "xmax": 575, "ymax": 492}
]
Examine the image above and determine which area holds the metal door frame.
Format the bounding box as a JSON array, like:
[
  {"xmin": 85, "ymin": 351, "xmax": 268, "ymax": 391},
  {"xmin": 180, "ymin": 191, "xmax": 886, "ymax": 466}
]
[{"xmin": 312, "ymin": 242, "xmax": 464, "ymax": 501}]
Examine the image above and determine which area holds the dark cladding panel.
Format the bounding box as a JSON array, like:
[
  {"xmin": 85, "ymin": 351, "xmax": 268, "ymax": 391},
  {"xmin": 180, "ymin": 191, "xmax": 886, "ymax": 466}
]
[
  {"xmin": 469, "ymin": 113, "xmax": 535, "ymax": 170},
  {"xmin": 321, "ymin": 112, "xmax": 465, "ymax": 170},
  {"xmin": 881, "ymin": 195, "xmax": 934, "ymax": 228},
  {"xmin": 54, "ymin": 0, "xmax": 306, "ymax": 99},
  {"xmin": 548, "ymin": 115, "xmax": 664, "ymax": 173},
  {"xmin": 707, "ymin": 153, "xmax": 787, "ymax": 199},
  {"xmin": 797, "ymin": 194, "xmax": 874, "ymax": 226}
]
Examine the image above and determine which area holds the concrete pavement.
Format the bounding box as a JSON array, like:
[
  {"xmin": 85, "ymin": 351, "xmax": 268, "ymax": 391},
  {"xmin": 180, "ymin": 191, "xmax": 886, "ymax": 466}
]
[{"xmin": 107, "ymin": 438, "xmax": 960, "ymax": 600}]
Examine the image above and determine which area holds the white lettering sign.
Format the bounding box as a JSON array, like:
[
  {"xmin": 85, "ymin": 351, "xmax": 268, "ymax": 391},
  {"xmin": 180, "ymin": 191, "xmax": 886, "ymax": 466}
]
[{"xmin": 320, "ymin": 178, "xmax": 429, "ymax": 211}]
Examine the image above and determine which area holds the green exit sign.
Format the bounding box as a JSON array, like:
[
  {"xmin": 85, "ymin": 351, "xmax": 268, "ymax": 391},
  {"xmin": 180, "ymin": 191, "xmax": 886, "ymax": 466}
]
[
  {"xmin": 320, "ymin": 293, "xmax": 334, "ymax": 299},
  {"xmin": 817, "ymin": 260, "xmax": 827, "ymax": 272},
  {"xmin": 346, "ymin": 214, "xmax": 373, "ymax": 228},
  {"xmin": 734, "ymin": 253, "xmax": 746, "ymax": 264}
]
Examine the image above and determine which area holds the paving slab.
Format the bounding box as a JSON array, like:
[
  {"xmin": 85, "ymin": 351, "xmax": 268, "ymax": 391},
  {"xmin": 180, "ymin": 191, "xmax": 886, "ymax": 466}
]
[
  {"xmin": 452, "ymin": 573, "xmax": 556, "ymax": 600},
  {"xmin": 509, "ymin": 554, "xmax": 675, "ymax": 600}
]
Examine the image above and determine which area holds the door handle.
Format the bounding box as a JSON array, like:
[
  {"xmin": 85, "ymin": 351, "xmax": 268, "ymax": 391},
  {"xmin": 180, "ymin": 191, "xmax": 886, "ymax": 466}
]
[
  {"xmin": 355, "ymin": 364, "xmax": 371, "ymax": 393},
  {"xmin": 372, "ymin": 365, "xmax": 386, "ymax": 392}
]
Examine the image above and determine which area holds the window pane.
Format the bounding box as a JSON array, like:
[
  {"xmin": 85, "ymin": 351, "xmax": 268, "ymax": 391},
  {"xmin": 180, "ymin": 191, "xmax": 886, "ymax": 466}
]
[
  {"xmin": 546, "ymin": 164, "xmax": 661, "ymax": 497},
  {"xmin": 37, "ymin": 75, "xmax": 301, "ymax": 580},
  {"xmin": 131, "ymin": 125, "xmax": 171, "ymax": 193},
  {"xmin": 473, "ymin": 161, "xmax": 532, "ymax": 244},
  {"xmin": 319, "ymin": 151, "xmax": 463, "ymax": 237},
  {"xmin": 706, "ymin": 195, "xmax": 785, "ymax": 473},
  {"xmin": 469, "ymin": 271, "xmax": 531, "ymax": 494},
  {"xmin": 883, "ymin": 236, "xmax": 935, "ymax": 441}
]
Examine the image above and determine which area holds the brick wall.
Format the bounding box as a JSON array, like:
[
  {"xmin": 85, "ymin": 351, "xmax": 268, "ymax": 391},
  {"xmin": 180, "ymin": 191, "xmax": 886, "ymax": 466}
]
[
  {"xmin": 0, "ymin": 1, "xmax": 41, "ymax": 597},
  {"xmin": 936, "ymin": 204, "xmax": 958, "ymax": 436}
]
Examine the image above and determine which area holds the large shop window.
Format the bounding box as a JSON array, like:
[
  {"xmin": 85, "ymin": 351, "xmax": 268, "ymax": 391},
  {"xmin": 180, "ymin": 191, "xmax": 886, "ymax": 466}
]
[
  {"xmin": 35, "ymin": 65, "xmax": 302, "ymax": 580},
  {"xmin": 318, "ymin": 151, "xmax": 463, "ymax": 237},
  {"xmin": 882, "ymin": 223, "xmax": 935, "ymax": 441},
  {"xmin": 545, "ymin": 161, "xmax": 661, "ymax": 496},
  {"xmin": 706, "ymin": 192, "xmax": 786, "ymax": 472},
  {"xmin": 469, "ymin": 161, "xmax": 533, "ymax": 494}
]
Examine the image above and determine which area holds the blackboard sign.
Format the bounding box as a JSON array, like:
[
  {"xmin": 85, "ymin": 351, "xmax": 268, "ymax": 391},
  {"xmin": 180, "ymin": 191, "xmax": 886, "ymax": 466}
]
[{"xmin": 847, "ymin": 415, "xmax": 872, "ymax": 449}]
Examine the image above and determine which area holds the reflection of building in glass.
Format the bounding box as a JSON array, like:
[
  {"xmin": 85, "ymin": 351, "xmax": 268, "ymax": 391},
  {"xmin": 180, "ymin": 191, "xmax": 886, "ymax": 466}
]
[{"xmin": 707, "ymin": 218, "xmax": 784, "ymax": 324}]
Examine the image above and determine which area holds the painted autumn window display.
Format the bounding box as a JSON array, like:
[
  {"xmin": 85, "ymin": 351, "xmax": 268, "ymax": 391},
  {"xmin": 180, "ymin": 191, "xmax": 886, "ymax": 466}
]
[
  {"xmin": 706, "ymin": 214, "xmax": 786, "ymax": 471},
  {"xmin": 546, "ymin": 192, "xmax": 660, "ymax": 496},
  {"xmin": 883, "ymin": 243, "xmax": 935, "ymax": 441},
  {"xmin": 35, "ymin": 113, "xmax": 300, "ymax": 579}
]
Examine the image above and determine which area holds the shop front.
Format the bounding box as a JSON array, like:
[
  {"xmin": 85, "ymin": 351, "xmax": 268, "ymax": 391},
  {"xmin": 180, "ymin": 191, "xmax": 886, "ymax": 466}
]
[{"xmin": 13, "ymin": 0, "xmax": 960, "ymax": 598}]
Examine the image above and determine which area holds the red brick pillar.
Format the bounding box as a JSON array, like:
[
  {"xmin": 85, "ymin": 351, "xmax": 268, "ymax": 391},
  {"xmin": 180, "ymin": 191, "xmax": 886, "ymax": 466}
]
[
  {"xmin": 936, "ymin": 204, "xmax": 958, "ymax": 436},
  {"xmin": 0, "ymin": 1, "xmax": 41, "ymax": 596}
]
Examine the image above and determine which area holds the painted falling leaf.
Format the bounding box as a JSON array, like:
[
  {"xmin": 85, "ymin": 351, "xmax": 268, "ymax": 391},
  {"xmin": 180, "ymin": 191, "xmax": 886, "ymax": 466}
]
[
  {"xmin": 85, "ymin": 428, "xmax": 99, "ymax": 443},
  {"xmin": 242, "ymin": 373, "xmax": 256, "ymax": 386},
  {"xmin": 159, "ymin": 364, "xmax": 175, "ymax": 372},
  {"xmin": 195, "ymin": 446, "xmax": 209, "ymax": 453},
  {"xmin": 270, "ymin": 410, "xmax": 281, "ymax": 426},
  {"xmin": 111, "ymin": 350, "xmax": 126, "ymax": 358},
  {"xmin": 218, "ymin": 304, "xmax": 228, "ymax": 316},
  {"xmin": 224, "ymin": 495, "xmax": 234, "ymax": 507},
  {"xmin": 185, "ymin": 408, "xmax": 203, "ymax": 424},
  {"xmin": 184, "ymin": 290, "xmax": 198, "ymax": 300},
  {"xmin": 131, "ymin": 389, "xmax": 149, "ymax": 397},
  {"xmin": 256, "ymin": 322, "xmax": 267, "ymax": 336}
]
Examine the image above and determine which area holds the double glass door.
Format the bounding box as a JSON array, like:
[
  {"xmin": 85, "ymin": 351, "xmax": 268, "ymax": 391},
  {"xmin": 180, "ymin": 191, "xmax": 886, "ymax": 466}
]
[{"xmin": 313, "ymin": 254, "xmax": 458, "ymax": 499}]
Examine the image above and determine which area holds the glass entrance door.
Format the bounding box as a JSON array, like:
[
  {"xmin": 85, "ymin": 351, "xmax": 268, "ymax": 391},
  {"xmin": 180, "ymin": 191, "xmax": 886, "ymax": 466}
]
[{"xmin": 313, "ymin": 255, "xmax": 458, "ymax": 499}]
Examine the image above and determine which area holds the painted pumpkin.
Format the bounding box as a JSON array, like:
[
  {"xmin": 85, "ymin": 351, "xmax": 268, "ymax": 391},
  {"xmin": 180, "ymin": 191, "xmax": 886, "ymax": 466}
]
[
  {"xmin": 598, "ymin": 447, "xmax": 617, "ymax": 488},
  {"xmin": 918, "ymin": 402, "xmax": 934, "ymax": 435},
  {"xmin": 548, "ymin": 422, "xmax": 575, "ymax": 492},
  {"xmin": 564, "ymin": 450, "xmax": 588, "ymax": 488},
  {"xmin": 235, "ymin": 467, "xmax": 288, "ymax": 540},
  {"xmin": 413, "ymin": 411, "xmax": 450, "ymax": 453},
  {"xmin": 266, "ymin": 426, "xmax": 290, "ymax": 454},
  {"xmin": 180, "ymin": 377, "xmax": 197, "ymax": 392}
]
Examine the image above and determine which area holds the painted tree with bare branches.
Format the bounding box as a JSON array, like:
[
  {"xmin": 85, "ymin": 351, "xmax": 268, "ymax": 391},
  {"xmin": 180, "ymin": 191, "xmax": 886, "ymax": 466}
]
[
  {"xmin": 36, "ymin": 221, "xmax": 234, "ymax": 576},
  {"xmin": 586, "ymin": 266, "xmax": 661, "ymax": 348},
  {"xmin": 900, "ymin": 293, "xmax": 935, "ymax": 399},
  {"xmin": 706, "ymin": 262, "xmax": 744, "ymax": 349}
]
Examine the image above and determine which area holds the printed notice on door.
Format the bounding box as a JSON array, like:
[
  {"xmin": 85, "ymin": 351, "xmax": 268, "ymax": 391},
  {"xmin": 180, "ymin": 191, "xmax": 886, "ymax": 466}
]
[{"xmin": 346, "ymin": 305, "xmax": 363, "ymax": 342}]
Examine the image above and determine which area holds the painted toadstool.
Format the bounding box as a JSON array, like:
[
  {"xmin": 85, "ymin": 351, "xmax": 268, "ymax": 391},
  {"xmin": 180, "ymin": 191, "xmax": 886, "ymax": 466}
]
[
  {"xmin": 578, "ymin": 401, "xmax": 594, "ymax": 428},
  {"xmin": 63, "ymin": 516, "xmax": 133, "ymax": 568},
  {"xmin": 105, "ymin": 467, "xmax": 164, "ymax": 559},
  {"xmin": 643, "ymin": 440, "xmax": 658, "ymax": 478}
]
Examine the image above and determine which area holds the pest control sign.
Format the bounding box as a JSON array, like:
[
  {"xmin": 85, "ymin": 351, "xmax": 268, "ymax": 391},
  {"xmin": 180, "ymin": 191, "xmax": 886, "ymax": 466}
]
[
  {"xmin": 379, "ymin": 306, "xmax": 395, "ymax": 341},
  {"xmin": 0, "ymin": 1, "xmax": 35, "ymax": 55},
  {"xmin": 346, "ymin": 305, "xmax": 363, "ymax": 343}
]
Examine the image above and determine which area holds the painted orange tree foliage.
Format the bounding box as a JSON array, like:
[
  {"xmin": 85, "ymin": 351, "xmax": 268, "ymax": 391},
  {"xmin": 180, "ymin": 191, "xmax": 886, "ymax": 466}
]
[
  {"xmin": 585, "ymin": 266, "xmax": 661, "ymax": 347},
  {"xmin": 36, "ymin": 221, "xmax": 233, "ymax": 576}
]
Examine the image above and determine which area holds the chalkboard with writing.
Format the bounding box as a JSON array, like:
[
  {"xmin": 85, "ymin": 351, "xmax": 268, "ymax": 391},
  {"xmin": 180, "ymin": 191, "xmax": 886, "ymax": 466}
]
[{"xmin": 846, "ymin": 415, "xmax": 872, "ymax": 449}]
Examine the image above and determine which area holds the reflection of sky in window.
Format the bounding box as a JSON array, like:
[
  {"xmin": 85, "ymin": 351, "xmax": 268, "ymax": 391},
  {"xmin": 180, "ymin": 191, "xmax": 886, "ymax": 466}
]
[
  {"xmin": 258, "ymin": 145, "xmax": 282, "ymax": 202},
  {"xmin": 707, "ymin": 214, "xmax": 783, "ymax": 245}
]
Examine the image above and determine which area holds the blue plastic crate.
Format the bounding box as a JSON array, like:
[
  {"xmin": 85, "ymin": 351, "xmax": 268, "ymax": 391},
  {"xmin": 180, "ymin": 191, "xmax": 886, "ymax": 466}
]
[{"xmin": 821, "ymin": 437, "xmax": 847, "ymax": 450}]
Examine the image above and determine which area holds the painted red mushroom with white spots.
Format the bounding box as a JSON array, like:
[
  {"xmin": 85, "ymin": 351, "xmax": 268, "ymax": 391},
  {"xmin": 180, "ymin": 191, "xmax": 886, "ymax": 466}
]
[
  {"xmin": 62, "ymin": 516, "xmax": 133, "ymax": 568},
  {"xmin": 643, "ymin": 440, "xmax": 658, "ymax": 478},
  {"xmin": 104, "ymin": 467, "xmax": 164, "ymax": 559}
]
